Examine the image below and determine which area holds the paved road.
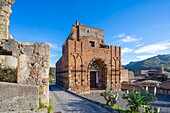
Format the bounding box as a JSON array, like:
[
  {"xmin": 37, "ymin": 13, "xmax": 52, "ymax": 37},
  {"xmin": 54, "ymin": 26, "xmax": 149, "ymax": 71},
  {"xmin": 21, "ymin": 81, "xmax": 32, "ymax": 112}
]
[{"xmin": 50, "ymin": 85, "xmax": 112, "ymax": 113}]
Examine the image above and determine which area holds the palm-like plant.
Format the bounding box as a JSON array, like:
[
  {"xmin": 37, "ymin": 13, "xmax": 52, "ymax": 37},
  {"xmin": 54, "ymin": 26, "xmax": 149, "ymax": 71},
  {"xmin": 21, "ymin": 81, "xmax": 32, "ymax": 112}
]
[{"xmin": 122, "ymin": 88, "xmax": 156, "ymax": 113}]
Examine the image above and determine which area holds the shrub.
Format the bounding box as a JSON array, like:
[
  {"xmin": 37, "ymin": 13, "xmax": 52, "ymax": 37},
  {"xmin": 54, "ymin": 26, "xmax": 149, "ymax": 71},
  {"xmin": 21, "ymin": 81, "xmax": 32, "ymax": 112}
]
[
  {"xmin": 0, "ymin": 67, "xmax": 17, "ymax": 83},
  {"xmin": 122, "ymin": 88, "xmax": 159, "ymax": 113},
  {"xmin": 49, "ymin": 67, "xmax": 56, "ymax": 84},
  {"xmin": 100, "ymin": 88, "xmax": 119, "ymax": 107}
]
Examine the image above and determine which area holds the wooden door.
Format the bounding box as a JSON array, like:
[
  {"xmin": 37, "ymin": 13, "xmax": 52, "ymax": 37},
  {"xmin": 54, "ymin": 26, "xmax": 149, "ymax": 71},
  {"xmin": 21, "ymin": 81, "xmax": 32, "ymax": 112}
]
[{"xmin": 90, "ymin": 71, "xmax": 96, "ymax": 88}]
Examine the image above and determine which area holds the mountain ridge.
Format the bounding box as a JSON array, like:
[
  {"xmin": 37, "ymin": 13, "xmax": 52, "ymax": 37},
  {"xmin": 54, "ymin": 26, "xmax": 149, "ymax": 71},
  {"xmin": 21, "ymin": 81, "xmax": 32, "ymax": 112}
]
[{"xmin": 123, "ymin": 54, "xmax": 170, "ymax": 72}]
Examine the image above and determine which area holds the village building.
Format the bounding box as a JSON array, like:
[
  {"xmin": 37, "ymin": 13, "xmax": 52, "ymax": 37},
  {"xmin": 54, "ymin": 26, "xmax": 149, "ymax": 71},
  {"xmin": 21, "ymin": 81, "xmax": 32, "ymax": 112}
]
[
  {"xmin": 56, "ymin": 21, "xmax": 121, "ymax": 94},
  {"xmin": 121, "ymin": 68, "xmax": 129, "ymax": 82}
]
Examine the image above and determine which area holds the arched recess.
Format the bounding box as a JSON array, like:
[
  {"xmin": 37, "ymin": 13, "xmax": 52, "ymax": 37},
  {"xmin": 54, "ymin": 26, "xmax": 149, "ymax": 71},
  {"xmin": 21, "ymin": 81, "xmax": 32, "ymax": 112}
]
[
  {"xmin": 74, "ymin": 53, "xmax": 83, "ymax": 86},
  {"xmin": 71, "ymin": 53, "xmax": 83, "ymax": 86},
  {"xmin": 87, "ymin": 58, "xmax": 107, "ymax": 89},
  {"xmin": 113, "ymin": 56, "xmax": 121, "ymax": 87}
]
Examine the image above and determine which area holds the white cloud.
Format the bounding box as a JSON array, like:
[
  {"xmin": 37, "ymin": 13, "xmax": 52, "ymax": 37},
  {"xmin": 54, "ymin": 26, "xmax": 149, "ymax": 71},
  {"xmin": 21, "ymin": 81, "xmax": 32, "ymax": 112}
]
[
  {"xmin": 122, "ymin": 47, "xmax": 133, "ymax": 53},
  {"xmin": 50, "ymin": 62, "xmax": 56, "ymax": 67},
  {"xmin": 113, "ymin": 33, "xmax": 142, "ymax": 43},
  {"xmin": 135, "ymin": 42, "xmax": 170, "ymax": 54},
  {"xmin": 136, "ymin": 55, "xmax": 157, "ymax": 60},
  {"xmin": 121, "ymin": 36, "xmax": 142, "ymax": 43},
  {"xmin": 114, "ymin": 33, "xmax": 125, "ymax": 38},
  {"xmin": 50, "ymin": 54, "xmax": 58, "ymax": 58},
  {"xmin": 135, "ymin": 43, "xmax": 144, "ymax": 47},
  {"xmin": 46, "ymin": 42, "xmax": 61, "ymax": 51}
]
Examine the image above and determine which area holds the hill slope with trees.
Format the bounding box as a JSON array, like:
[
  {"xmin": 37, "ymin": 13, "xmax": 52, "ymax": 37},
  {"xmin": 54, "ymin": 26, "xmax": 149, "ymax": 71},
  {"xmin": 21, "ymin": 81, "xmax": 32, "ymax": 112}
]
[{"xmin": 124, "ymin": 54, "xmax": 170, "ymax": 72}]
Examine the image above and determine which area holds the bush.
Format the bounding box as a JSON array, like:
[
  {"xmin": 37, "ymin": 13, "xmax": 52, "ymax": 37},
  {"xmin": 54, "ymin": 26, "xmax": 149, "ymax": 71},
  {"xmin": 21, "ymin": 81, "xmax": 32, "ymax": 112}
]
[
  {"xmin": 100, "ymin": 88, "xmax": 119, "ymax": 107},
  {"xmin": 49, "ymin": 67, "xmax": 56, "ymax": 84},
  {"xmin": 122, "ymin": 88, "xmax": 160, "ymax": 113},
  {"xmin": 0, "ymin": 67, "xmax": 17, "ymax": 83}
]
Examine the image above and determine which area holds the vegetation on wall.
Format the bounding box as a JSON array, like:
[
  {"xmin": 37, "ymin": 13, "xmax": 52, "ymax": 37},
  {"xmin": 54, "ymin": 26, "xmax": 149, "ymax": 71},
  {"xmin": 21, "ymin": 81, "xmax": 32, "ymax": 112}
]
[
  {"xmin": 0, "ymin": 67, "xmax": 17, "ymax": 83},
  {"xmin": 38, "ymin": 98, "xmax": 53, "ymax": 113},
  {"xmin": 49, "ymin": 67, "xmax": 56, "ymax": 83}
]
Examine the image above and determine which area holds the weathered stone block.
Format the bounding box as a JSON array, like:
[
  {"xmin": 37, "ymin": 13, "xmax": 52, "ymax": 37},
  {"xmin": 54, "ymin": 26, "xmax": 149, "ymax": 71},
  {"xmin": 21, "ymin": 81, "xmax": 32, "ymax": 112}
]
[{"xmin": 0, "ymin": 82, "xmax": 38, "ymax": 112}]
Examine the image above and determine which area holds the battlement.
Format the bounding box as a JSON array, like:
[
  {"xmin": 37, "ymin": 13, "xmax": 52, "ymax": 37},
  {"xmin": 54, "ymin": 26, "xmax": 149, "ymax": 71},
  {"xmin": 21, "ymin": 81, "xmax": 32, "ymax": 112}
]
[{"xmin": 68, "ymin": 20, "xmax": 104, "ymax": 47}]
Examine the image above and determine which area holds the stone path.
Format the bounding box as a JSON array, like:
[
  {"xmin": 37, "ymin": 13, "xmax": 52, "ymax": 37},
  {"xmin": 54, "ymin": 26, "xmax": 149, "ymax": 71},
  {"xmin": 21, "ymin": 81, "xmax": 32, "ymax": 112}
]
[
  {"xmin": 50, "ymin": 85, "xmax": 113, "ymax": 113},
  {"xmin": 82, "ymin": 91, "xmax": 170, "ymax": 113}
]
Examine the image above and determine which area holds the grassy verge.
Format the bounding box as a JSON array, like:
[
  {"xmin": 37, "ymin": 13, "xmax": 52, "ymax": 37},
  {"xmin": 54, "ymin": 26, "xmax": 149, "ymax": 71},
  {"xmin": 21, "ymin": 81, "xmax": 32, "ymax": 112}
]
[{"xmin": 39, "ymin": 99, "xmax": 53, "ymax": 113}]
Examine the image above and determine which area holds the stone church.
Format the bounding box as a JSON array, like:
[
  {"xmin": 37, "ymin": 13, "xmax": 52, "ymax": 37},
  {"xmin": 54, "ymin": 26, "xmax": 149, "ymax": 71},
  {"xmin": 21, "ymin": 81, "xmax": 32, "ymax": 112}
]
[{"xmin": 56, "ymin": 21, "xmax": 121, "ymax": 94}]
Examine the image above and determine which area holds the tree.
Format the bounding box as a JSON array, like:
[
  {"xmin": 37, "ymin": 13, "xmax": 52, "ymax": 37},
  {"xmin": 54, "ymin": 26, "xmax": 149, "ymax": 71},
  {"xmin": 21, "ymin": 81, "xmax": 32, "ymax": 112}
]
[{"xmin": 49, "ymin": 67, "xmax": 56, "ymax": 83}]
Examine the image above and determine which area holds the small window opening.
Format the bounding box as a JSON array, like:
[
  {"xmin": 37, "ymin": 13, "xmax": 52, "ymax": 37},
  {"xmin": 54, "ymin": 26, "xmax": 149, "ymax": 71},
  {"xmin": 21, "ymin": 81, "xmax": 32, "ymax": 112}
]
[
  {"xmin": 87, "ymin": 30, "xmax": 89, "ymax": 33},
  {"xmin": 90, "ymin": 41, "xmax": 95, "ymax": 47}
]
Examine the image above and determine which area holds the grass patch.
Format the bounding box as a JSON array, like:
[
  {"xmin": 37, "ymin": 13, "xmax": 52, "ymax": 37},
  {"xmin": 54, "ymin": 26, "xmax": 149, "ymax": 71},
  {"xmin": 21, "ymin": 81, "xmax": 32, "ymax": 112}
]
[
  {"xmin": 0, "ymin": 67, "xmax": 17, "ymax": 83},
  {"xmin": 39, "ymin": 99, "xmax": 53, "ymax": 113}
]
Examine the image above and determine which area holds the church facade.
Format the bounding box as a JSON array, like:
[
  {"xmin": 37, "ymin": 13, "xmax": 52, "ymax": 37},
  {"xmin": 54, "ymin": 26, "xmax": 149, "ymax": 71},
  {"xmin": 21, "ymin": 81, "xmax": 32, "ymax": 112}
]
[{"xmin": 56, "ymin": 21, "xmax": 121, "ymax": 94}]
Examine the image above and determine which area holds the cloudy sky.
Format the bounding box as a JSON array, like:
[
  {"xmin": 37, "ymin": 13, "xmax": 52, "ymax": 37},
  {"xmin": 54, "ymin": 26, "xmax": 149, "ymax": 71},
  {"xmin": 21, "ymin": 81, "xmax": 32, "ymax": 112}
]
[{"xmin": 10, "ymin": 0, "xmax": 170, "ymax": 67}]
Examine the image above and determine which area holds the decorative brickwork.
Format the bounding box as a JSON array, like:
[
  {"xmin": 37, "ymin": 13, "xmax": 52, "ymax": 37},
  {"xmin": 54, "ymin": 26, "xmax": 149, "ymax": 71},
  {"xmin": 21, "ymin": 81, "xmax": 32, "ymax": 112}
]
[{"xmin": 56, "ymin": 21, "xmax": 121, "ymax": 94}]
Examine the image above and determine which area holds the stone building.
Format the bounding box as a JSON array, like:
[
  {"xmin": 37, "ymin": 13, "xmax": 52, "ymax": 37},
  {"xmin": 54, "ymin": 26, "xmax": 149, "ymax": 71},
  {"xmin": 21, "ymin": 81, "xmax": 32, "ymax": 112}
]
[
  {"xmin": 0, "ymin": 0, "xmax": 50, "ymax": 112},
  {"xmin": 121, "ymin": 68, "xmax": 129, "ymax": 82},
  {"xmin": 56, "ymin": 21, "xmax": 121, "ymax": 94}
]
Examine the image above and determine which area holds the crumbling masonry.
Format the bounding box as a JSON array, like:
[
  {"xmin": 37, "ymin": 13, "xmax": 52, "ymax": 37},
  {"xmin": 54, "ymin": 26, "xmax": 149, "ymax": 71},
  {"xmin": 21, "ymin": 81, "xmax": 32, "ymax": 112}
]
[
  {"xmin": 0, "ymin": 0, "xmax": 50, "ymax": 112},
  {"xmin": 56, "ymin": 21, "xmax": 121, "ymax": 94}
]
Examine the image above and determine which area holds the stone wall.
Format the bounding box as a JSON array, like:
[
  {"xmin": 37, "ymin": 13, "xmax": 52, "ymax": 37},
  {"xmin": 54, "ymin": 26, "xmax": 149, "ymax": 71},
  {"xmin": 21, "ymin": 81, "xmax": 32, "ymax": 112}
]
[
  {"xmin": 0, "ymin": 0, "xmax": 15, "ymax": 40},
  {"xmin": 0, "ymin": 82, "xmax": 38, "ymax": 112},
  {"xmin": 0, "ymin": 39, "xmax": 50, "ymax": 105},
  {"xmin": 0, "ymin": 0, "xmax": 50, "ymax": 112}
]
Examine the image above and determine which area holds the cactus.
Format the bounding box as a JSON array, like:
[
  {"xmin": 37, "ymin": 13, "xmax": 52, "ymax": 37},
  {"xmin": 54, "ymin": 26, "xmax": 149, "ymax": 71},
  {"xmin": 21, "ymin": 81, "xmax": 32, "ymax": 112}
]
[{"xmin": 100, "ymin": 88, "xmax": 119, "ymax": 106}]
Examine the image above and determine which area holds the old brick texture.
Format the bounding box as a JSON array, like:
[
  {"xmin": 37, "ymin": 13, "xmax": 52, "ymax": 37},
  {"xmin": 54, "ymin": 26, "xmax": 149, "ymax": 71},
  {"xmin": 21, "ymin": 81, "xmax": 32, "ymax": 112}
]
[{"xmin": 56, "ymin": 21, "xmax": 121, "ymax": 94}]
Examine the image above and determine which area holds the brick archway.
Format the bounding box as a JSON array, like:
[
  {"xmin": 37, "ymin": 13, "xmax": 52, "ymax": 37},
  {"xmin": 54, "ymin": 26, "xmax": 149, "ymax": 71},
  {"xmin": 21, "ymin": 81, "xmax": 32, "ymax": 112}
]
[{"xmin": 88, "ymin": 58, "xmax": 107, "ymax": 90}]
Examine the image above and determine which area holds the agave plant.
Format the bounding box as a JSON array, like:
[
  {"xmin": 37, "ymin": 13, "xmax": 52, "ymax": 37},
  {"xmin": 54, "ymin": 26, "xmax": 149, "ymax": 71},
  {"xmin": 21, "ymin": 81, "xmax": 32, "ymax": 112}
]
[
  {"xmin": 100, "ymin": 88, "xmax": 119, "ymax": 106},
  {"xmin": 122, "ymin": 88, "xmax": 157, "ymax": 113}
]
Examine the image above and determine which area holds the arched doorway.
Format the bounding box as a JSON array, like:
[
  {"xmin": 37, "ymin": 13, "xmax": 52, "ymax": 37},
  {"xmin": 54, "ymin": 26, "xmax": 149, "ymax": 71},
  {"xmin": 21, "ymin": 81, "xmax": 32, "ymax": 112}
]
[{"xmin": 88, "ymin": 59, "xmax": 107, "ymax": 90}]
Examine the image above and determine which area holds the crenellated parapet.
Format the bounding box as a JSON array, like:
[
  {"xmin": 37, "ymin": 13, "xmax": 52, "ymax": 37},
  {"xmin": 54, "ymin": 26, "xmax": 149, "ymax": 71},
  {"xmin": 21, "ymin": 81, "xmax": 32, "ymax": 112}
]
[{"xmin": 0, "ymin": 0, "xmax": 15, "ymax": 40}]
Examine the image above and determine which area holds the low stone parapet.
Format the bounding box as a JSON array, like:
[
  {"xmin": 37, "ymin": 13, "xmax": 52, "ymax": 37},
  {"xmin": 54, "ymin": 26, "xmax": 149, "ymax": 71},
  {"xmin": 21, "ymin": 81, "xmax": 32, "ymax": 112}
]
[{"xmin": 0, "ymin": 82, "xmax": 39, "ymax": 112}]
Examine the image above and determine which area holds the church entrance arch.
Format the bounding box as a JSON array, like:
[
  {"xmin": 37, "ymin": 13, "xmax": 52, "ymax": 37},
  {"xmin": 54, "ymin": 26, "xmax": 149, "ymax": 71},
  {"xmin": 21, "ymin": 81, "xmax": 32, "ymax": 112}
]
[{"xmin": 88, "ymin": 59, "xmax": 107, "ymax": 90}]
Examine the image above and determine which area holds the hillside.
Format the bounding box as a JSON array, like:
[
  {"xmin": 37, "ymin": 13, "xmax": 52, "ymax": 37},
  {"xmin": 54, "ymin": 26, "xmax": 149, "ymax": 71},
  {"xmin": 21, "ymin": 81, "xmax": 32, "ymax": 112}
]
[
  {"xmin": 49, "ymin": 67, "xmax": 56, "ymax": 83},
  {"xmin": 124, "ymin": 54, "xmax": 170, "ymax": 72}
]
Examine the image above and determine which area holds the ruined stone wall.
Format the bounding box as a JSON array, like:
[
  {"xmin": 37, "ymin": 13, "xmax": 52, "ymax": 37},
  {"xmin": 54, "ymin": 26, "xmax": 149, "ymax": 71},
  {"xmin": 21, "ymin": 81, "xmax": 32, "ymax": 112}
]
[
  {"xmin": 0, "ymin": 0, "xmax": 15, "ymax": 40},
  {"xmin": 0, "ymin": 39, "xmax": 50, "ymax": 105},
  {"xmin": 0, "ymin": 82, "xmax": 38, "ymax": 112},
  {"xmin": 0, "ymin": 0, "xmax": 50, "ymax": 112},
  {"xmin": 56, "ymin": 22, "xmax": 121, "ymax": 94}
]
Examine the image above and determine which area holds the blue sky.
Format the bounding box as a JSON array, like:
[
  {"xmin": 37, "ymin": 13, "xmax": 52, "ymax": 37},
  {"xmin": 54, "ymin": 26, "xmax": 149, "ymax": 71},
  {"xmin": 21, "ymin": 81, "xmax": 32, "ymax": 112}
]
[{"xmin": 10, "ymin": 0, "xmax": 170, "ymax": 67}]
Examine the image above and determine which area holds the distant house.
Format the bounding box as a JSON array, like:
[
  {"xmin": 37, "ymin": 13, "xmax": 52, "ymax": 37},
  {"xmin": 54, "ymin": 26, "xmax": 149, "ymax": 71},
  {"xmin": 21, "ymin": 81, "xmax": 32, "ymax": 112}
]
[
  {"xmin": 121, "ymin": 68, "xmax": 129, "ymax": 82},
  {"xmin": 134, "ymin": 70, "xmax": 151, "ymax": 76},
  {"xmin": 162, "ymin": 80, "xmax": 170, "ymax": 89}
]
